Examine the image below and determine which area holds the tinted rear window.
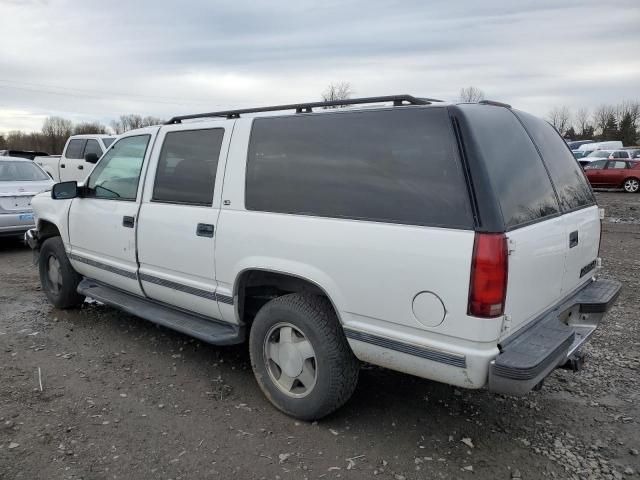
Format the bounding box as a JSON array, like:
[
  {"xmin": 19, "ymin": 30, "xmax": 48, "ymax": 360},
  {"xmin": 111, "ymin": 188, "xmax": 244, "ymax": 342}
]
[
  {"xmin": 153, "ymin": 128, "xmax": 224, "ymax": 205},
  {"xmin": 459, "ymin": 105, "xmax": 560, "ymax": 229},
  {"xmin": 514, "ymin": 110, "xmax": 594, "ymax": 211},
  {"xmin": 246, "ymin": 108, "xmax": 473, "ymax": 228}
]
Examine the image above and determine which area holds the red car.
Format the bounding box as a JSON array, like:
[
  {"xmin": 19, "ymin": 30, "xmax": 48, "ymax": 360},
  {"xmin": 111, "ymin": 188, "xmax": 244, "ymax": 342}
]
[{"xmin": 584, "ymin": 159, "xmax": 640, "ymax": 193}]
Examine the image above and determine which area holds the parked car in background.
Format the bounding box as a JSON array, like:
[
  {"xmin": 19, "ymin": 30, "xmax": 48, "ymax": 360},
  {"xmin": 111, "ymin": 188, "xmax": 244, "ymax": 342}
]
[
  {"xmin": 566, "ymin": 140, "xmax": 594, "ymax": 150},
  {"xmin": 0, "ymin": 149, "xmax": 50, "ymax": 160},
  {"xmin": 0, "ymin": 156, "xmax": 54, "ymax": 237},
  {"xmin": 25, "ymin": 96, "xmax": 620, "ymax": 419},
  {"xmin": 35, "ymin": 134, "xmax": 116, "ymax": 182},
  {"xmin": 615, "ymin": 148, "xmax": 640, "ymax": 159},
  {"xmin": 584, "ymin": 159, "xmax": 640, "ymax": 192}
]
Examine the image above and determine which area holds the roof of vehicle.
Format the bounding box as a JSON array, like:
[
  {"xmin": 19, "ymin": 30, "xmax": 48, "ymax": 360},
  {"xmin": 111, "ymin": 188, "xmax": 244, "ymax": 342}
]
[{"xmin": 68, "ymin": 134, "xmax": 115, "ymax": 139}]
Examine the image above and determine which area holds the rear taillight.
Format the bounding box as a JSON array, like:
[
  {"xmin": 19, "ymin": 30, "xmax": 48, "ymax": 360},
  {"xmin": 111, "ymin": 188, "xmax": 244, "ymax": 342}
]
[{"xmin": 468, "ymin": 233, "xmax": 508, "ymax": 318}]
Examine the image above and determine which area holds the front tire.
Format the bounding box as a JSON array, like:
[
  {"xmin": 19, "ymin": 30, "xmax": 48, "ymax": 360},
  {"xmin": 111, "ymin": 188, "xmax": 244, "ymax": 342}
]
[
  {"xmin": 38, "ymin": 236, "xmax": 85, "ymax": 309},
  {"xmin": 623, "ymin": 177, "xmax": 639, "ymax": 193},
  {"xmin": 249, "ymin": 293, "xmax": 359, "ymax": 420}
]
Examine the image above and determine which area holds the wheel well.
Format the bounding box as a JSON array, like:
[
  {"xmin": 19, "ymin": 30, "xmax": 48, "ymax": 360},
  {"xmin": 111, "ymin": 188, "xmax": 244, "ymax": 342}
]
[
  {"xmin": 38, "ymin": 220, "xmax": 61, "ymax": 242},
  {"xmin": 235, "ymin": 270, "xmax": 334, "ymax": 327}
]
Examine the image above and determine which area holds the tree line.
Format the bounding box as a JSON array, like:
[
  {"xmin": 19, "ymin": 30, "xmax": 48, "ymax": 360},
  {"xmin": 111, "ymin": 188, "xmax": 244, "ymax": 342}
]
[
  {"xmin": 0, "ymin": 114, "xmax": 164, "ymax": 155},
  {"xmin": 546, "ymin": 101, "xmax": 640, "ymax": 145}
]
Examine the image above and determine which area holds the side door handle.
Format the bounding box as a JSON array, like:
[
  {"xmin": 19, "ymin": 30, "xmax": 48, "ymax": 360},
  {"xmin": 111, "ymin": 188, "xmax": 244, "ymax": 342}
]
[
  {"xmin": 196, "ymin": 223, "xmax": 214, "ymax": 237},
  {"xmin": 123, "ymin": 216, "xmax": 135, "ymax": 228},
  {"xmin": 60, "ymin": 164, "xmax": 66, "ymax": 168},
  {"xmin": 78, "ymin": 165, "xmax": 84, "ymax": 170},
  {"xmin": 569, "ymin": 230, "xmax": 579, "ymax": 248}
]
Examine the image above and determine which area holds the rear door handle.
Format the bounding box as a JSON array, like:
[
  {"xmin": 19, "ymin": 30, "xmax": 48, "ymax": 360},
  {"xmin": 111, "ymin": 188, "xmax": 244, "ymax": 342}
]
[
  {"xmin": 196, "ymin": 223, "xmax": 214, "ymax": 237},
  {"xmin": 123, "ymin": 216, "xmax": 135, "ymax": 228},
  {"xmin": 78, "ymin": 165, "xmax": 84, "ymax": 170},
  {"xmin": 60, "ymin": 164, "xmax": 65, "ymax": 168},
  {"xmin": 569, "ymin": 230, "xmax": 579, "ymax": 248}
]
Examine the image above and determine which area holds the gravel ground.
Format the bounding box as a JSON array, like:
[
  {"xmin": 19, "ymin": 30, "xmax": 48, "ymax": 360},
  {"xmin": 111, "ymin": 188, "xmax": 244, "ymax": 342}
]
[{"xmin": 1, "ymin": 192, "xmax": 639, "ymax": 480}]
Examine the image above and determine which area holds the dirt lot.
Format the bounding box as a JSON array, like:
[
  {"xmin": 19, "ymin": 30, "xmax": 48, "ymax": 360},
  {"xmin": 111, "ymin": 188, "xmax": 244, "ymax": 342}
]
[{"xmin": 1, "ymin": 192, "xmax": 639, "ymax": 480}]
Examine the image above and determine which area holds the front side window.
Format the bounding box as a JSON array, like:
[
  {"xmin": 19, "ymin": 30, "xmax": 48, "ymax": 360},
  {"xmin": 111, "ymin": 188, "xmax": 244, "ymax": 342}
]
[
  {"xmin": 246, "ymin": 108, "xmax": 473, "ymax": 228},
  {"xmin": 0, "ymin": 161, "xmax": 49, "ymax": 181},
  {"xmin": 87, "ymin": 135, "xmax": 150, "ymax": 200},
  {"xmin": 66, "ymin": 139, "xmax": 86, "ymax": 159},
  {"xmin": 103, "ymin": 137, "xmax": 116, "ymax": 148},
  {"xmin": 152, "ymin": 128, "xmax": 224, "ymax": 205}
]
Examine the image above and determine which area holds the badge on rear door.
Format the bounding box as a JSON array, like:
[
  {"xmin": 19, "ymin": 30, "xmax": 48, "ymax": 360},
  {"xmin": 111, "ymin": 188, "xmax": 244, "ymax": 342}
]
[{"xmin": 580, "ymin": 259, "xmax": 597, "ymax": 278}]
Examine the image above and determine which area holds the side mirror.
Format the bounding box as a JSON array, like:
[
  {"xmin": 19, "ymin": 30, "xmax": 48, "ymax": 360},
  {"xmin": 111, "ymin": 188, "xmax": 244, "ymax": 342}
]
[
  {"xmin": 52, "ymin": 181, "xmax": 78, "ymax": 200},
  {"xmin": 84, "ymin": 152, "xmax": 100, "ymax": 164}
]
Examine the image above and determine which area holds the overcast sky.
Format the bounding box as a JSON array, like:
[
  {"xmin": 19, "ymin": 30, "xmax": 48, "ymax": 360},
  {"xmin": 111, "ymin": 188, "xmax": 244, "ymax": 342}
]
[{"xmin": 1, "ymin": 0, "xmax": 639, "ymax": 133}]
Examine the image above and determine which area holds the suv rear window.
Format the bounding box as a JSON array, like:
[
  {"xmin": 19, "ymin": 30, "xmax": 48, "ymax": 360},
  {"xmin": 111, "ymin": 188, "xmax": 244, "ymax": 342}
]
[
  {"xmin": 514, "ymin": 110, "xmax": 594, "ymax": 211},
  {"xmin": 459, "ymin": 105, "xmax": 560, "ymax": 229},
  {"xmin": 246, "ymin": 108, "xmax": 473, "ymax": 228}
]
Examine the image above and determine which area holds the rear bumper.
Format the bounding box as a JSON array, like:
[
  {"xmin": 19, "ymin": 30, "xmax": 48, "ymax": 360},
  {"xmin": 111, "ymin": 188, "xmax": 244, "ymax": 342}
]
[
  {"xmin": 0, "ymin": 213, "xmax": 35, "ymax": 236},
  {"xmin": 489, "ymin": 278, "xmax": 621, "ymax": 396}
]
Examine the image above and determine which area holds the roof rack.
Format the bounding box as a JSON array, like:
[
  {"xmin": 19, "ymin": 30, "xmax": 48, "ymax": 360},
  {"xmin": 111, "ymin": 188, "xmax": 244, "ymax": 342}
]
[
  {"xmin": 478, "ymin": 99, "xmax": 512, "ymax": 108},
  {"xmin": 165, "ymin": 94, "xmax": 443, "ymax": 124}
]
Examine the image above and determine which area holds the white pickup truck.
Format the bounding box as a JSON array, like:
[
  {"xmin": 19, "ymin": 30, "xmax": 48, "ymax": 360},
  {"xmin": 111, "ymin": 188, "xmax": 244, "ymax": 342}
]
[
  {"xmin": 25, "ymin": 95, "xmax": 621, "ymax": 420},
  {"xmin": 35, "ymin": 134, "xmax": 116, "ymax": 182}
]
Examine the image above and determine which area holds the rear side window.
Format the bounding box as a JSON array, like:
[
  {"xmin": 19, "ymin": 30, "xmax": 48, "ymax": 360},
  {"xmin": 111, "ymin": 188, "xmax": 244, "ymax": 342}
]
[
  {"xmin": 66, "ymin": 139, "xmax": 86, "ymax": 159},
  {"xmin": 83, "ymin": 139, "xmax": 103, "ymax": 158},
  {"xmin": 514, "ymin": 110, "xmax": 595, "ymax": 211},
  {"xmin": 246, "ymin": 108, "xmax": 473, "ymax": 228},
  {"xmin": 460, "ymin": 105, "xmax": 559, "ymax": 229},
  {"xmin": 584, "ymin": 160, "xmax": 606, "ymax": 170},
  {"xmin": 152, "ymin": 128, "xmax": 224, "ymax": 205}
]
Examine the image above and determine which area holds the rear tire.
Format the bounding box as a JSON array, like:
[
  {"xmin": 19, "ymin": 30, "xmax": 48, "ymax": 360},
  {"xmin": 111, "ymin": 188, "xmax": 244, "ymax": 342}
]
[
  {"xmin": 249, "ymin": 293, "xmax": 359, "ymax": 421},
  {"xmin": 38, "ymin": 236, "xmax": 85, "ymax": 309},
  {"xmin": 623, "ymin": 177, "xmax": 639, "ymax": 193}
]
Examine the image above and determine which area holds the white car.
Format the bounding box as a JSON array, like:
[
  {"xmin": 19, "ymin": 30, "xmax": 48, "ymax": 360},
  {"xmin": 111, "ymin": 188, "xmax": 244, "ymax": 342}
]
[
  {"xmin": 25, "ymin": 95, "xmax": 621, "ymax": 419},
  {"xmin": 35, "ymin": 134, "xmax": 116, "ymax": 182},
  {"xmin": 0, "ymin": 157, "xmax": 53, "ymax": 237}
]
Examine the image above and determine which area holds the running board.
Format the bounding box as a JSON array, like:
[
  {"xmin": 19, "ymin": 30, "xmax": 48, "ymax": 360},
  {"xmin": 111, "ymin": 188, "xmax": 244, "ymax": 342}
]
[{"xmin": 77, "ymin": 279, "xmax": 243, "ymax": 345}]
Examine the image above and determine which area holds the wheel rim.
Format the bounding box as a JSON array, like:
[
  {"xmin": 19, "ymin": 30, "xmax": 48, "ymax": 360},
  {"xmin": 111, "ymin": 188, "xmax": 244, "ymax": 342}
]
[
  {"xmin": 46, "ymin": 255, "xmax": 62, "ymax": 294},
  {"xmin": 624, "ymin": 179, "xmax": 639, "ymax": 192},
  {"xmin": 263, "ymin": 322, "xmax": 317, "ymax": 398}
]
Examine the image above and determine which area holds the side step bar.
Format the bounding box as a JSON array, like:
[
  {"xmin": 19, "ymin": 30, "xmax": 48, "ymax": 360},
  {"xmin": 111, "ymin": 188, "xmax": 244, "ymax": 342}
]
[{"xmin": 77, "ymin": 279, "xmax": 243, "ymax": 346}]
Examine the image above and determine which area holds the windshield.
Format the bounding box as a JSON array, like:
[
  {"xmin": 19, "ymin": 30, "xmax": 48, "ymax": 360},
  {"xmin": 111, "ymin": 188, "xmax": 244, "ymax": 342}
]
[
  {"xmin": 587, "ymin": 150, "xmax": 611, "ymax": 158},
  {"xmin": 0, "ymin": 161, "xmax": 49, "ymax": 181}
]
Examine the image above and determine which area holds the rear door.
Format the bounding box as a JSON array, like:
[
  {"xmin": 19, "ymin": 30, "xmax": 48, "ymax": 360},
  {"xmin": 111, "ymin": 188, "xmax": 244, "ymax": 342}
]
[
  {"xmin": 514, "ymin": 110, "xmax": 599, "ymax": 297},
  {"xmin": 60, "ymin": 138, "xmax": 86, "ymax": 182},
  {"xmin": 602, "ymin": 160, "xmax": 628, "ymax": 187},
  {"xmin": 137, "ymin": 122, "xmax": 233, "ymax": 319}
]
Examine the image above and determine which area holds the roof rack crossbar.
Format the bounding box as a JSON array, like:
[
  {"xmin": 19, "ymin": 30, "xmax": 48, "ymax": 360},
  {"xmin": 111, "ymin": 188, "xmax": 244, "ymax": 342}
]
[{"xmin": 165, "ymin": 94, "xmax": 441, "ymax": 124}]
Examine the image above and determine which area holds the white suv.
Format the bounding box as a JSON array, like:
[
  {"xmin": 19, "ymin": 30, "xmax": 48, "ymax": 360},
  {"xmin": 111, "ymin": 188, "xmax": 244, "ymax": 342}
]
[{"xmin": 25, "ymin": 95, "xmax": 621, "ymax": 420}]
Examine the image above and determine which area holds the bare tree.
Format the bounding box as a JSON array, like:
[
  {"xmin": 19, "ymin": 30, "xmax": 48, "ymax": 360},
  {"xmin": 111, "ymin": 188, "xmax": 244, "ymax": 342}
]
[
  {"xmin": 593, "ymin": 104, "xmax": 616, "ymax": 136},
  {"xmin": 42, "ymin": 116, "xmax": 73, "ymax": 153},
  {"xmin": 74, "ymin": 122, "xmax": 108, "ymax": 135},
  {"xmin": 547, "ymin": 106, "xmax": 572, "ymax": 136},
  {"xmin": 321, "ymin": 82, "xmax": 353, "ymax": 107},
  {"xmin": 459, "ymin": 86, "xmax": 485, "ymax": 103},
  {"xmin": 575, "ymin": 107, "xmax": 590, "ymax": 136},
  {"xmin": 616, "ymin": 100, "xmax": 640, "ymax": 128},
  {"xmin": 111, "ymin": 114, "xmax": 165, "ymax": 134}
]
